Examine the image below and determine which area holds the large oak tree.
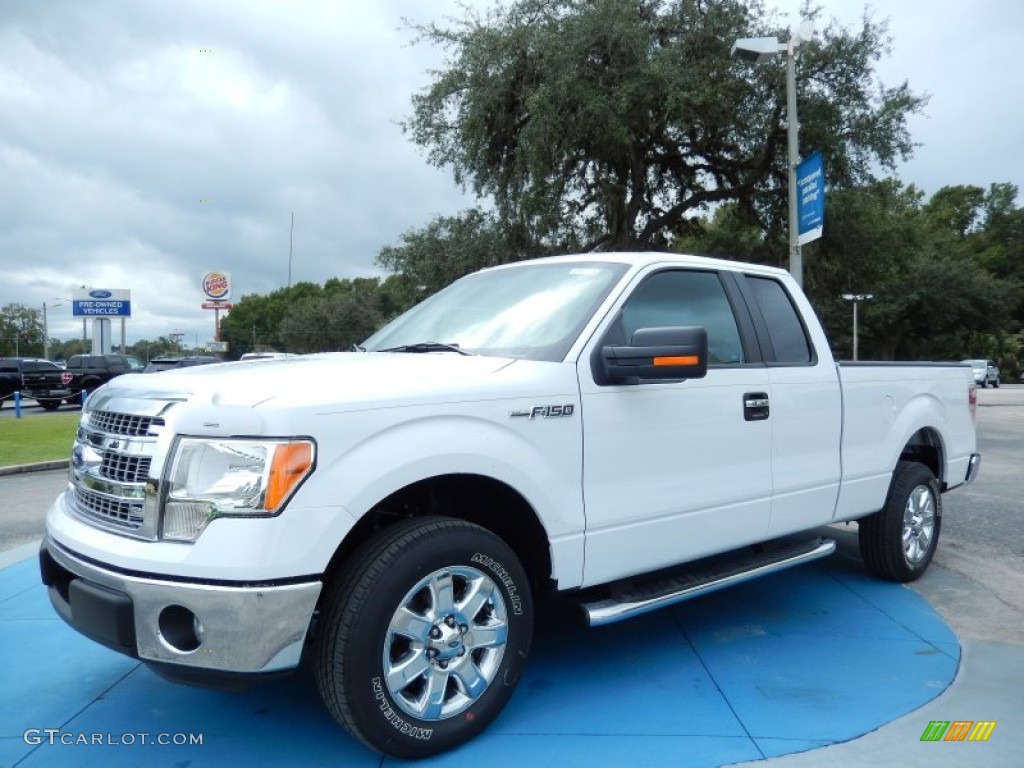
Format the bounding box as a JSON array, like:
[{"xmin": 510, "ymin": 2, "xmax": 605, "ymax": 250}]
[{"xmin": 400, "ymin": 0, "xmax": 925, "ymax": 259}]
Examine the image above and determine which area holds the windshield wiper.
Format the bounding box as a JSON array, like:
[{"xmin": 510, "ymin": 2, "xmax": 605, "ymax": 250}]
[{"xmin": 377, "ymin": 342, "xmax": 474, "ymax": 356}]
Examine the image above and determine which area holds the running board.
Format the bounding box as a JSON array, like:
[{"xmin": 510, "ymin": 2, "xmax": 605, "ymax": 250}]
[{"xmin": 580, "ymin": 538, "xmax": 836, "ymax": 627}]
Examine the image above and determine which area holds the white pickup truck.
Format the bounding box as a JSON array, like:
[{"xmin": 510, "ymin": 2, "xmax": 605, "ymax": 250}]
[{"xmin": 40, "ymin": 253, "xmax": 979, "ymax": 758}]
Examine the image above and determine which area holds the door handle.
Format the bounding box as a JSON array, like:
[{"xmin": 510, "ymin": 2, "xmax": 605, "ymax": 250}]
[{"xmin": 743, "ymin": 392, "xmax": 770, "ymax": 421}]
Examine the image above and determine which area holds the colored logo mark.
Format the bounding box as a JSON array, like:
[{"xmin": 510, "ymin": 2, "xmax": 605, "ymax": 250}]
[
  {"xmin": 202, "ymin": 271, "xmax": 230, "ymax": 300},
  {"xmin": 920, "ymin": 720, "xmax": 997, "ymax": 742}
]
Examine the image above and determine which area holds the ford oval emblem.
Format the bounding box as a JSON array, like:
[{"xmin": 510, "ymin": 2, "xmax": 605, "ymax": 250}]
[{"xmin": 89, "ymin": 290, "xmax": 112, "ymax": 299}]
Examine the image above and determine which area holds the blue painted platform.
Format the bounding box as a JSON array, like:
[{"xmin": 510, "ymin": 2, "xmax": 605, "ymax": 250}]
[{"xmin": 0, "ymin": 550, "xmax": 958, "ymax": 767}]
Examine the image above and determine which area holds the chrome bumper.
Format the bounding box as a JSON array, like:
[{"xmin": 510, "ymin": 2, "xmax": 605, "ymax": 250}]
[
  {"xmin": 40, "ymin": 537, "xmax": 321, "ymax": 674},
  {"xmin": 965, "ymin": 453, "xmax": 981, "ymax": 486}
]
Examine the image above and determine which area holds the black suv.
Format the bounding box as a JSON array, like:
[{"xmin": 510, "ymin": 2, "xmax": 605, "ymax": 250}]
[{"xmin": 63, "ymin": 354, "xmax": 145, "ymax": 401}]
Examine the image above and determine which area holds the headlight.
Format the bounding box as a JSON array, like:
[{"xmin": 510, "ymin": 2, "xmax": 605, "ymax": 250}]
[{"xmin": 162, "ymin": 437, "xmax": 315, "ymax": 542}]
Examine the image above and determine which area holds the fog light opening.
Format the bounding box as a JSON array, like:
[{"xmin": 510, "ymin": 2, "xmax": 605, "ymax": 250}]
[{"xmin": 158, "ymin": 604, "xmax": 203, "ymax": 652}]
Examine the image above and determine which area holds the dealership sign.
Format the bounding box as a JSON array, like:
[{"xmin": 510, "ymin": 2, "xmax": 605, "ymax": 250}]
[
  {"xmin": 201, "ymin": 271, "xmax": 231, "ymax": 301},
  {"xmin": 72, "ymin": 288, "xmax": 132, "ymax": 317}
]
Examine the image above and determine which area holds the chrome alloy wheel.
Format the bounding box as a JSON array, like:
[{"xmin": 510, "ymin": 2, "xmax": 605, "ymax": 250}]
[
  {"xmin": 383, "ymin": 566, "xmax": 509, "ymax": 721},
  {"xmin": 902, "ymin": 484, "xmax": 936, "ymax": 564}
]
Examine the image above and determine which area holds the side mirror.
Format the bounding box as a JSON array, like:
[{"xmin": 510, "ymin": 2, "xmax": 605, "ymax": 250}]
[{"xmin": 599, "ymin": 326, "xmax": 708, "ymax": 384}]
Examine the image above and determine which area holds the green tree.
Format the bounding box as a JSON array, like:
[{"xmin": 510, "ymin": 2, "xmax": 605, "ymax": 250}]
[
  {"xmin": 378, "ymin": 209, "xmax": 540, "ymax": 299},
  {"xmin": 0, "ymin": 304, "xmax": 44, "ymax": 357},
  {"xmin": 402, "ymin": 0, "xmax": 925, "ymax": 253}
]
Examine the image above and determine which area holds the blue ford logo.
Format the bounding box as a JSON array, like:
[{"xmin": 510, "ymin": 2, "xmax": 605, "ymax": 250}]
[{"xmin": 89, "ymin": 290, "xmax": 112, "ymax": 299}]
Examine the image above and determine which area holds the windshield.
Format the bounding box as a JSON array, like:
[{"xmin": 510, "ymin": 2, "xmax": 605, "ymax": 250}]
[{"xmin": 363, "ymin": 261, "xmax": 629, "ymax": 362}]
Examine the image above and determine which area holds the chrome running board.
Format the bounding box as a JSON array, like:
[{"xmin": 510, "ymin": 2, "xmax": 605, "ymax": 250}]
[{"xmin": 580, "ymin": 538, "xmax": 836, "ymax": 627}]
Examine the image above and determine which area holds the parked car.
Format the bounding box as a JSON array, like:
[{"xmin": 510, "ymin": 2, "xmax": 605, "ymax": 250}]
[
  {"xmin": 0, "ymin": 357, "xmax": 73, "ymax": 410},
  {"xmin": 240, "ymin": 351, "xmax": 297, "ymax": 361},
  {"xmin": 143, "ymin": 356, "xmax": 220, "ymax": 373},
  {"xmin": 962, "ymin": 359, "xmax": 1000, "ymax": 388}
]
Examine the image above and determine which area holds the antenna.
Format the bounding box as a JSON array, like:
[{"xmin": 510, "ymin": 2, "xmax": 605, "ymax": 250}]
[{"xmin": 288, "ymin": 211, "xmax": 294, "ymax": 288}]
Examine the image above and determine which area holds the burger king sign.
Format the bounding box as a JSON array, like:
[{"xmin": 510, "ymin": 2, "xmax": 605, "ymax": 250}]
[{"xmin": 201, "ymin": 271, "xmax": 231, "ymax": 301}]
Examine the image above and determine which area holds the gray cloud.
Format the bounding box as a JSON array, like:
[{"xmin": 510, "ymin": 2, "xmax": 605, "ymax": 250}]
[{"xmin": 2, "ymin": 0, "xmax": 1021, "ymax": 346}]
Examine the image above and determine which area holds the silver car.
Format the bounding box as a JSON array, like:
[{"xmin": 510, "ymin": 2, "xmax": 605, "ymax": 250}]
[{"xmin": 963, "ymin": 359, "xmax": 1000, "ymax": 388}]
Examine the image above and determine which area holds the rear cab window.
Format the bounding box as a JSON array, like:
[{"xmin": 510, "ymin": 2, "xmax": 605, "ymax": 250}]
[{"xmin": 743, "ymin": 276, "xmax": 813, "ymax": 365}]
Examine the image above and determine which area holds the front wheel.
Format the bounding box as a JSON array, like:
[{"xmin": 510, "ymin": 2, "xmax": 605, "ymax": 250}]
[
  {"xmin": 316, "ymin": 517, "xmax": 534, "ymax": 759},
  {"xmin": 859, "ymin": 461, "xmax": 941, "ymax": 582}
]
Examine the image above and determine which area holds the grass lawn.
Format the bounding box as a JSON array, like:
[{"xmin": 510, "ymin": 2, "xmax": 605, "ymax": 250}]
[{"xmin": 0, "ymin": 412, "xmax": 79, "ymax": 467}]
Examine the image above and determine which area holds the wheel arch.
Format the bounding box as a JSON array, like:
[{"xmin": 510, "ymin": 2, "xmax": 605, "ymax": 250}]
[
  {"xmin": 322, "ymin": 473, "xmax": 555, "ymax": 600},
  {"xmin": 899, "ymin": 427, "xmax": 945, "ymax": 489}
]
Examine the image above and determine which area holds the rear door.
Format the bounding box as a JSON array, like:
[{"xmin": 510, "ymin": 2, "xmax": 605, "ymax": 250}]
[
  {"xmin": 577, "ymin": 266, "xmax": 774, "ymax": 587},
  {"xmin": 735, "ymin": 273, "xmax": 841, "ymax": 535}
]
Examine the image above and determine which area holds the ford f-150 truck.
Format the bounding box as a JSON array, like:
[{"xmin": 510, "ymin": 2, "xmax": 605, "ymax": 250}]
[
  {"xmin": 0, "ymin": 357, "xmax": 73, "ymax": 410},
  {"xmin": 40, "ymin": 253, "xmax": 979, "ymax": 758}
]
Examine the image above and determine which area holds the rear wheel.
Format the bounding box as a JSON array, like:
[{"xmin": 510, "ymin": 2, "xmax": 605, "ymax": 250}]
[
  {"xmin": 316, "ymin": 517, "xmax": 533, "ymax": 759},
  {"xmin": 859, "ymin": 461, "xmax": 941, "ymax": 582}
]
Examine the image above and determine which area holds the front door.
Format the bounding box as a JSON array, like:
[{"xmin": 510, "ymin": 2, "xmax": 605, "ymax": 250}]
[{"xmin": 578, "ymin": 267, "xmax": 774, "ymax": 587}]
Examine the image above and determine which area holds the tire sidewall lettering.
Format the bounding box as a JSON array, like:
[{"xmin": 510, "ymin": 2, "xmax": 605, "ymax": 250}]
[
  {"xmin": 470, "ymin": 552, "xmax": 524, "ymax": 615},
  {"xmin": 370, "ymin": 677, "xmax": 433, "ymax": 741}
]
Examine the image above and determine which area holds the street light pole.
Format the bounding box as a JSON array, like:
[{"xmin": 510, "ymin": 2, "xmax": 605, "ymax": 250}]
[
  {"xmin": 842, "ymin": 293, "xmax": 873, "ymax": 361},
  {"xmin": 42, "ymin": 302, "xmax": 49, "ymax": 360},
  {"xmin": 732, "ymin": 22, "xmax": 814, "ymax": 288},
  {"xmin": 785, "ymin": 40, "xmax": 801, "ymax": 288}
]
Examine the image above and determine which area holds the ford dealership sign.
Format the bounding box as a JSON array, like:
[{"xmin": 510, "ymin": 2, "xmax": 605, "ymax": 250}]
[{"xmin": 72, "ymin": 288, "xmax": 131, "ymax": 317}]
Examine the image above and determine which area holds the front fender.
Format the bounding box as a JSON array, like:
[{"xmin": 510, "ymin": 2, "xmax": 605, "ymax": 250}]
[{"xmin": 301, "ymin": 405, "xmax": 585, "ymax": 586}]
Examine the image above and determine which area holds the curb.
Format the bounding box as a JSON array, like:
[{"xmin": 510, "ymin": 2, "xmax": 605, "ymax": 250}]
[{"xmin": 0, "ymin": 460, "xmax": 69, "ymax": 477}]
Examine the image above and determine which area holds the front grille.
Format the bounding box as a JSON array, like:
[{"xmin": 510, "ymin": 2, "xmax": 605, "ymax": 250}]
[
  {"xmin": 73, "ymin": 487, "xmax": 144, "ymax": 530},
  {"xmin": 88, "ymin": 410, "xmax": 163, "ymax": 437},
  {"xmin": 68, "ymin": 400, "xmax": 175, "ymax": 540},
  {"xmin": 100, "ymin": 452, "xmax": 151, "ymax": 484}
]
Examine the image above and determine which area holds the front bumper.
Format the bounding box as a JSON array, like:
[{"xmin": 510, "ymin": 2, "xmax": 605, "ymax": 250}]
[{"xmin": 39, "ymin": 537, "xmax": 322, "ymax": 676}]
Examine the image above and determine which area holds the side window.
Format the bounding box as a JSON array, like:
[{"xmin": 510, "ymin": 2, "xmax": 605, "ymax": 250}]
[
  {"xmin": 619, "ymin": 270, "xmax": 745, "ymax": 365},
  {"xmin": 747, "ymin": 277, "xmax": 812, "ymax": 364}
]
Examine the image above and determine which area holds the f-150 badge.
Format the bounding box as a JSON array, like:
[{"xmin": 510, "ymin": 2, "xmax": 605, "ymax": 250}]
[{"xmin": 509, "ymin": 404, "xmax": 575, "ymax": 419}]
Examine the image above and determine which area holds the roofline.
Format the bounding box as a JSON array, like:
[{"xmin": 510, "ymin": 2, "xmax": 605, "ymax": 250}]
[{"xmin": 479, "ymin": 252, "xmax": 790, "ymax": 278}]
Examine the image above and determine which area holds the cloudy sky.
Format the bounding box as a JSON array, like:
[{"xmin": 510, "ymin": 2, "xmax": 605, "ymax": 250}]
[{"xmin": 2, "ymin": 0, "xmax": 1021, "ymax": 347}]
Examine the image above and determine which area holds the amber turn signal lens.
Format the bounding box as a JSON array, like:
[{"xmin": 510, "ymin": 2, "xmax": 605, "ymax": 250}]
[
  {"xmin": 265, "ymin": 442, "xmax": 314, "ymax": 510},
  {"xmin": 652, "ymin": 355, "xmax": 698, "ymax": 366}
]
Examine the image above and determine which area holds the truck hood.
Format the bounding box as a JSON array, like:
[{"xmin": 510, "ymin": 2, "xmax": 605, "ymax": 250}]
[{"xmin": 100, "ymin": 352, "xmax": 523, "ymax": 410}]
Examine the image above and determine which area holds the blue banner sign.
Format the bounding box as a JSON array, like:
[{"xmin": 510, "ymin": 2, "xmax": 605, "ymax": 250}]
[
  {"xmin": 796, "ymin": 151, "xmax": 824, "ymax": 245},
  {"xmin": 72, "ymin": 288, "xmax": 132, "ymax": 317}
]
